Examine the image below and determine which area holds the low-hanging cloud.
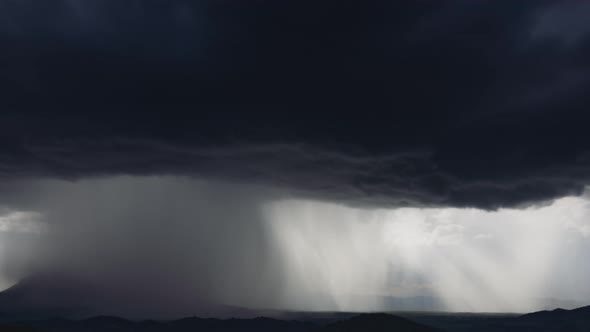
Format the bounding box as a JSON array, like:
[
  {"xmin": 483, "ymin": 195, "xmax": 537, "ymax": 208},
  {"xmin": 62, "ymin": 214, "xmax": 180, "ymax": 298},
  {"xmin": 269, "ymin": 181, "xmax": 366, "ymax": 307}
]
[
  {"xmin": 0, "ymin": 140, "xmax": 589, "ymax": 210},
  {"xmin": 1, "ymin": 177, "xmax": 590, "ymax": 316}
]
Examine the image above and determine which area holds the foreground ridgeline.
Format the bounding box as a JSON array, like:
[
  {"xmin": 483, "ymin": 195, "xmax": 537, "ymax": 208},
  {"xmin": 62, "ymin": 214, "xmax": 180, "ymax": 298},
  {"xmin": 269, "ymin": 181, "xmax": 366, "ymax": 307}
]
[
  {"xmin": 1, "ymin": 306, "xmax": 590, "ymax": 332},
  {"xmin": 0, "ymin": 314, "xmax": 439, "ymax": 332}
]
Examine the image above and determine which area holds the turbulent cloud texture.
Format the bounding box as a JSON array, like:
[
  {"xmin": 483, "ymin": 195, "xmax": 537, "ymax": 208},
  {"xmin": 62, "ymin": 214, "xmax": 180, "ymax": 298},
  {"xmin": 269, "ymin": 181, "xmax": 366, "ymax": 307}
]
[{"xmin": 0, "ymin": 1, "xmax": 589, "ymax": 209}]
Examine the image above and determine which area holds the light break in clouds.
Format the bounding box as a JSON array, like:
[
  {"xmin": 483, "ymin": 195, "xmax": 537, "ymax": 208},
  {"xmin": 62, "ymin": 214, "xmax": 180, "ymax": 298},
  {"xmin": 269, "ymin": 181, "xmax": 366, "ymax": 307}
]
[{"xmin": 1, "ymin": 178, "xmax": 590, "ymax": 315}]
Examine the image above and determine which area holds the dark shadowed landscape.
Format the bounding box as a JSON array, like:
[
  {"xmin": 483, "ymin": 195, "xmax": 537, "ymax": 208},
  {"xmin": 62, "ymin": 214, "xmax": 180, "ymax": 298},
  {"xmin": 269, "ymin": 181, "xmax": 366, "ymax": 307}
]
[
  {"xmin": 1, "ymin": 307, "xmax": 590, "ymax": 332},
  {"xmin": 0, "ymin": 278, "xmax": 589, "ymax": 332}
]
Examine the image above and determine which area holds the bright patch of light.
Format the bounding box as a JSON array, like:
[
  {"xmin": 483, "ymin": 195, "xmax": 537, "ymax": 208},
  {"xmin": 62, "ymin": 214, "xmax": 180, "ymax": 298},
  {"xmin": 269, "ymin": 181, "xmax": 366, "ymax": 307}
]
[
  {"xmin": 0, "ymin": 210, "xmax": 46, "ymax": 291},
  {"xmin": 263, "ymin": 193, "xmax": 590, "ymax": 312},
  {"xmin": 0, "ymin": 211, "xmax": 45, "ymax": 234}
]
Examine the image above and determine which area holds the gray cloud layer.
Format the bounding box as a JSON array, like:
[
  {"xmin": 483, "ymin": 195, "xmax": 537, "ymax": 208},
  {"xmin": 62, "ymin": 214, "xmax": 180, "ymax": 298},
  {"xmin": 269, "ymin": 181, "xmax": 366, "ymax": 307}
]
[
  {"xmin": 0, "ymin": 177, "xmax": 285, "ymax": 318},
  {"xmin": 1, "ymin": 140, "xmax": 588, "ymax": 210},
  {"xmin": 1, "ymin": 1, "xmax": 590, "ymax": 209}
]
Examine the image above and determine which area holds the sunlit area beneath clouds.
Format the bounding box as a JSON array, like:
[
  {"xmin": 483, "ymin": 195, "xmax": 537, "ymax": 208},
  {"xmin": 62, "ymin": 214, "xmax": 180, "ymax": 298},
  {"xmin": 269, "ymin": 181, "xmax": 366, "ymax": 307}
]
[
  {"xmin": 263, "ymin": 191, "xmax": 590, "ymax": 313},
  {"xmin": 0, "ymin": 210, "xmax": 45, "ymax": 290},
  {"xmin": 0, "ymin": 177, "xmax": 589, "ymax": 315}
]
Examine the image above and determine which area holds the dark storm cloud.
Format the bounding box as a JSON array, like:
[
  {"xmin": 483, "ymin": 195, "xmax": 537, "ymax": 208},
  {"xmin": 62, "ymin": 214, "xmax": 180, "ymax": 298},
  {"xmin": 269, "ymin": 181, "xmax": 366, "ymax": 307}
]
[{"xmin": 1, "ymin": 0, "xmax": 590, "ymax": 209}]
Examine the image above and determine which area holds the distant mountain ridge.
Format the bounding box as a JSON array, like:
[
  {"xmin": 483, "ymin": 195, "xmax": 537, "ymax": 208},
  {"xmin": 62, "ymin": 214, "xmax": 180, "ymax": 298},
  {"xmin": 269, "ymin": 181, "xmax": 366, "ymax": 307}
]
[
  {"xmin": 2, "ymin": 306, "xmax": 590, "ymax": 332},
  {"xmin": 441, "ymin": 305, "xmax": 590, "ymax": 332},
  {"xmin": 321, "ymin": 313, "xmax": 442, "ymax": 332},
  {"xmin": 0, "ymin": 313, "xmax": 439, "ymax": 332},
  {"xmin": 1, "ymin": 277, "xmax": 590, "ymax": 332},
  {"xmin": 509, "ymin": 305, "xmax": 590, "ymax": 331},
  {"xmin": 518, "ymin": 304, "xmax": 590, "ymax": 320}
]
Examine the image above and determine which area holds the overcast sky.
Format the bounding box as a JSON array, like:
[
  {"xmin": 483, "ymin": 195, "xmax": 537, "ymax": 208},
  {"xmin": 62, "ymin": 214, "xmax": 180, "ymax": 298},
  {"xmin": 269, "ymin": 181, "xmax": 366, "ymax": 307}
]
[{"xmin": 1, "ymin": 0, "xmax": 590, "ymax": 317}]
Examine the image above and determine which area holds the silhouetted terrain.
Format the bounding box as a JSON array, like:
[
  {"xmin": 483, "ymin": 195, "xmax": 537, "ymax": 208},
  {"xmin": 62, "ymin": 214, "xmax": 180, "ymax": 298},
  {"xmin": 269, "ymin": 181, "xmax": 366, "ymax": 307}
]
[
  {"xmin": 403, "ymin": 306, "xmax": 590, "ymax": 332},
  {"xmin": 1, "ymin": 306, "xmax": 590, "ymax": 332},
  {"xmin": 506, "ymin": 305, "xmax": 590, "ymax": 331},
  {"xmin": 397, "ymin": 312, "xmax": 518, "ymax": 332},
  {"xmin": 2, "ymin": 279, "xmax": 590, "ymax": 332},
  {"xmin": 321, "ymin": 314, "xmax": 442, "ymax": 332},
  {"xmin": 34, "ymin": 316, "xmax": 311, "ymax": 332},
  {"xmin": 0, "ymin": 314, "xmax": 440, "ymax": 332}
]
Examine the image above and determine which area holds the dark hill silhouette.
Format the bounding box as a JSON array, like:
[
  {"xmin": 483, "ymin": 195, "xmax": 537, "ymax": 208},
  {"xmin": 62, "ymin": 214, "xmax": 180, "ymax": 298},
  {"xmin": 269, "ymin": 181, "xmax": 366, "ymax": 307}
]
[
  {"xmin": 518, "ymin": 305, "xmax": 590, "ymax": 321},
  {"xmin": 508, "ymin": 305, "xmax": 590, "ymax": 332},
  {"xmin": 433, "ymin": 305, "xmax": 590, "ymax": 332},
  {"xmin": 2, "ymin": 282, "xmax": 590, "ymax": 332},
  {"xmin": 167, "ymin": 316, "xmax": 313, "ymax": 332},
  {"xmin": 319, "ymin": 313, "xmax": 442, "ymax": 332},
  {"xmin": 4, "ymin": 316, "xmax": 314, "ymax": 332},
  {"xmin": 0, "ymin": 314, "xmax": 444, "ymax": 332}
]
